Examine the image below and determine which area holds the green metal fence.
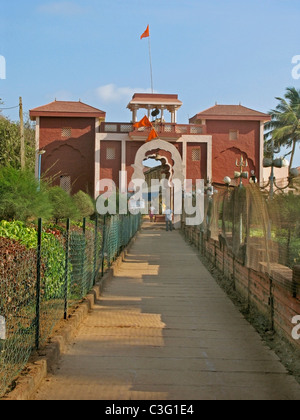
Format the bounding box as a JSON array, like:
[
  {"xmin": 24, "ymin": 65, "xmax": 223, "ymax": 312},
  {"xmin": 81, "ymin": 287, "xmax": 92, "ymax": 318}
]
[{"xmin": 0, "ymin": 213, "xmax": 141, "ymax": 398}]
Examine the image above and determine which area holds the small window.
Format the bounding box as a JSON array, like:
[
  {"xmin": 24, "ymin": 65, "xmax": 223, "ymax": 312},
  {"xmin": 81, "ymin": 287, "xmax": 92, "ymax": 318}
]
[
  {"xmin": 229, "ymin": 130, "xmax": 239, "ymax": 141},
  {"xmin": 60, "ymin": 175, "xmax": 71, "ymax": 194},
  {"xmin": 106, "ymin": 147, "xmax": 116, "ymax": 160},
  {"xmin": 192, "ymin": 148, "xmax": 201, "ymax": 162},
  {"xmin": 62, "ymin": 127, "xmax": 72, "ymax": 138}
]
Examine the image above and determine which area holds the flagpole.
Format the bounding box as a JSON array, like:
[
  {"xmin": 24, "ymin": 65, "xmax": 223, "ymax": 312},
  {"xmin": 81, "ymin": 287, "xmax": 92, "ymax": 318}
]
[
  {"xmin": 148, "ymin": 35, "xmax": 154, "ymax": 94},
  {"xmin": 141, "ymin": 25, "xmax": 154, "ymax": 94}
]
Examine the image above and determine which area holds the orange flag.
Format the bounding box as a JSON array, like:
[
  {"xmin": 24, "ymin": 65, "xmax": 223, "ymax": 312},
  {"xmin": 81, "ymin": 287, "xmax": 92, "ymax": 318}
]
[
  {"xmin": 146, "ymin": 128, "xmax": 158, "ymax": 142},
  {"xmin": 133, "ymin": 115, "xmax": 152, "ymax": 129},
  {"xmin": 140, "ymin": 25, "xmax": 150, "ymax": 39}
]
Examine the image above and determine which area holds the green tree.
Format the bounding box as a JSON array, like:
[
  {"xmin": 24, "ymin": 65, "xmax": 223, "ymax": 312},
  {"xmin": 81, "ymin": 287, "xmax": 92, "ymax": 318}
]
[
  {"xmin": 73, "ymin": 191, "xmax": 95, "ymax": 219},
  {"xmin": 265, "ymin": 87, "xmax": 300, "ymax": 171},
  {"xmin": 48, "ymin": 186, "xmax": 79, "ymax": 222},
  {"xmin": 0, "ymin": 166, "xmax": 53, "ymax": 221},
  {"xmin": 0, "ymin": 116, "xmax": 35, "ymax": 170}
]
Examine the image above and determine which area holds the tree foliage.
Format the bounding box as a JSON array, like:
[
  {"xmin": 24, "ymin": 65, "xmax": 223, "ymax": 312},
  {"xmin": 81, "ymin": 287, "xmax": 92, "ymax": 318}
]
[
  {"xmin": 0, "ymin": 166, "xmax": 53, "ymax": 222},
  {"xmin": 265, "ymin": 87, "xmax": 300, "ymax": 170},
  {"xmin": 0, "ymin": 115, "xmax": 35, "ymax": 171},
  {"xmin": 73, "ymin": 190, "xmax": 95, "ymax": 219},
  {"xmin": 48, "ymin": 186, "xmax": 79, "ymax": 222}
]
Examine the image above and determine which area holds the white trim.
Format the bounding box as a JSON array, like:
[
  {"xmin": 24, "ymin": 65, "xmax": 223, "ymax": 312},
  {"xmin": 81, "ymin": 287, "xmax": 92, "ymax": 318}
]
[
  {"xmin": 96, "ymin": 133, "xmax": 211, "ymax": 144},
  {"xmin": 95, "ymin": 132, "xmax": 101, "ymax": 199},
  {"xmin": 95, "ymin": 118, "xmax": 100, "ymax": 134},
  {"xmin": 120, "ymin": 139, "xmax": 127, "ymax": 192},
  {"xmin": 95, "ymin": 133, "xmax": 213, "ymax": 191},
  {"xmin": 259, "ymin": 122, "xmax": 264, "ymax": 185},
  {"xmin": 207, "ymin": 136, "xmax": 213, "ymax": 182},
  {"xmin": 182, "ymin": 140, "xmax": 187, "ymax": 180},
  {"xmin": 94, "ymin": 118, "xmax": 100, "ymax": 199},
  {"xmin": 131, "ymin": 139, "xmax": 185, "ymax": 229},
  {"xmin": 180, "ymin": 135, "xmax": 212, "ymax": 182},
  {"xmin": 35, "ymin": 117, "xmax": 40, "ymax": 179}
]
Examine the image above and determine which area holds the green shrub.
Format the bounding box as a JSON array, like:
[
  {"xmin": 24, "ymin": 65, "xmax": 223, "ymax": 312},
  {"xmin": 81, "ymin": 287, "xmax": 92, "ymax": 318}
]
[
  {"xmin": 48, "ymin": 186, "xmax": 79, "ymax": 222},
  {"xmin": 41, "ymin": 232, "xmax": 67, "ymax": 300},
  {"xmin": 0, "ymin": 220, "xmax": 37, "ymax": 248},
  {"xmin": 0, "ymin": 236, "xmax": 37, "ymax": 313},
  {"xmin": 0, "ymin": 220, "xmax": 69, "ymax": 300},
  {"xmin": 0, "ymin": 166, "xmax": 53, "ymax": 222},
  {"xmin": 73, "ymin": 191, "xmax": 95, "ymax": 219},
  {"xmin": 0, "ymin": 117, "xmax": 35, "ymax": 171}
]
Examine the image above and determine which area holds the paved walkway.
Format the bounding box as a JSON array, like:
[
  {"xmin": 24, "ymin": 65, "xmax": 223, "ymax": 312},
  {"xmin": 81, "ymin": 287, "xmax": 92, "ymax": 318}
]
[{"xmin": 34, "ymin": 224, "xmax": 300, "ymax": 400}]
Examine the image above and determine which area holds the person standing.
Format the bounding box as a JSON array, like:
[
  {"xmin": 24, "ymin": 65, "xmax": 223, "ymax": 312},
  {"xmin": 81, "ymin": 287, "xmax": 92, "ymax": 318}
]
[
  {"xmin": 149, "ymin": 204, "xmax": 156, "ymax": 222},
  {"xmin": 165, "ymin": 207, "xmax": 173, "ymax": 231}
]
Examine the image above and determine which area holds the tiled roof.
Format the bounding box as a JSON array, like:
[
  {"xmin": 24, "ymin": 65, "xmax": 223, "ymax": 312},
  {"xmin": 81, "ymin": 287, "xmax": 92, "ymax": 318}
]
[
  {"xmin": 30, "ymin": 101, "xmax": 106, "ymax": 119},
  {"xmin": 190, "ymin": 104, "xmax": 270, "ymax": 122},
  {"xmin": 128, "ymin": 93, "xmax": 182, "ymax": 110}
]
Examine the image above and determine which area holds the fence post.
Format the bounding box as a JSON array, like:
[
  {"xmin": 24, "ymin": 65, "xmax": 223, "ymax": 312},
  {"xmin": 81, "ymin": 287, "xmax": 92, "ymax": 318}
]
[
  {"xmin": 292, "ymin": 266, "xmax": 300, "ymax": 298},
  {"xmin": 101, "ymin": 216, "xmax": 107, "ymax": 278},
  {"xmin": 82, "ymin": 217, "xmax": 86, "ymax": 235},
  {"xmin": 247, "ymin": 268, "xmax": 251, "ymax": 312},
  {"xmin": 232, "ymin": 254, "xmax": 236, "ymax": 291},
  {"xmin": 93, "ymin": 214, "xmax": 98, "ymax": 285},
  {"xmin": 81, "ymin": 218, "xmax": 86, "ymax": 297},
  {"xmin": 269, "ymin": 277, "xmax": 275, "ymax": 331},
  {"xmin": 64, "ymin": 219, "xmax": 70, "ymax": 320},
  {"xmin": 35, "ymin": 218, "xmax": 42, "ymax": 350}
]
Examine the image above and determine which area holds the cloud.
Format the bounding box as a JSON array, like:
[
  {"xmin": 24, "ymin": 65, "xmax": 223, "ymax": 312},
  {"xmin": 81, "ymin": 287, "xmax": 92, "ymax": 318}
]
[
  {"xmin": 37, "ymin": 2, "xmax": 84, "ymax": 16},
  {"xmin": 96, "ymin": 84, "xmax": 153, "ymax": 103}
]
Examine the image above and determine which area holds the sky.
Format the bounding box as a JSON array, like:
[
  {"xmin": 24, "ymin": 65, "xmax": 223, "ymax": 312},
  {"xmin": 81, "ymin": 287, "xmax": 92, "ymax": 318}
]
[{"xmin": 0, "ymin": 0, "xmax": 300, "ymax": 167}]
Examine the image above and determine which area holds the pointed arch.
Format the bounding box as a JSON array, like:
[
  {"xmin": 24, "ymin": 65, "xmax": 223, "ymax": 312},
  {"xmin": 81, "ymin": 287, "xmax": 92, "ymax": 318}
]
[{"xmin": 131, "ymin": 139, "xmax": 185, "ymax": 184}]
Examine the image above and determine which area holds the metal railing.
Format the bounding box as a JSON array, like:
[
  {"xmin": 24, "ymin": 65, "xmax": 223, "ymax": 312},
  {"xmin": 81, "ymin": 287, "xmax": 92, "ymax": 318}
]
[{"xmin": 0, "ymin": 214, "xmax": 141, "ymax": 398}]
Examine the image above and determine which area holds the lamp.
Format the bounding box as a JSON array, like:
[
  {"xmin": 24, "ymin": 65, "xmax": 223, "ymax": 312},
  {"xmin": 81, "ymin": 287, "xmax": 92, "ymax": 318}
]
[
  {"xmin": 224, "ymin": 176, "xmax": 232, "ymax": 186},
  {"xmin": 262, "ymin": 140, "xmax": 296, "ymax": 198},
  {"xmin": 235, "ymin": 156, "xmax": 249, "ymax": 187},
  {"xmin": 38, "ymin": 150, "xmax": 46, "ymax": 191}
]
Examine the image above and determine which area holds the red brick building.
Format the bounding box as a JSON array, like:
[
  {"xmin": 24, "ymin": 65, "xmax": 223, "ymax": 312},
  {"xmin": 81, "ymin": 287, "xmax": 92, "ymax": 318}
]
[
  {"xmin": 189, "ymin": 104, "xmax": 271, "ymax": 185},
  {"xmin": 30, "ymin": 100, "xmax": 106, "ymax": 196},
  {"xmin": 30, "ymin": 94, "xmax": 270, "ymax": 198}
]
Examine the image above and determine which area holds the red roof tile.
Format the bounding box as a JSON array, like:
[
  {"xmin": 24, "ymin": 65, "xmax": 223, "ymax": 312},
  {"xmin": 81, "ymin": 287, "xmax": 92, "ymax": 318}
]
[
  {"xmin": 128, "ymin": 93, "xmax": 182, "ymax": 109},
  {"xmin": 30, "ymin": 100, "xmax": 106, "ymax": 119},
  {"xmin": 190, "ymin": 104, "xmax": 270, "ymax": 122}
]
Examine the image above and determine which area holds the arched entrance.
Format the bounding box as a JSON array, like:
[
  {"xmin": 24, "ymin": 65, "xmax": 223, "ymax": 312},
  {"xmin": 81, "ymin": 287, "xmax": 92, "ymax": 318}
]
[
  {"xmin": 130, "ymin": 139, "xmax": 185, "ymax": 228},
  {"xmin": 131, "ymin": 139, "xmax": 184, "ymax": 183}
]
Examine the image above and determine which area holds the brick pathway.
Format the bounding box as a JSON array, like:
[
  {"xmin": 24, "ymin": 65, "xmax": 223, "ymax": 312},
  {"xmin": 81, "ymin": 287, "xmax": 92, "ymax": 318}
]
[{"xmin": 34, "ymin": 224, "xmax": 300, "ymax": 400}]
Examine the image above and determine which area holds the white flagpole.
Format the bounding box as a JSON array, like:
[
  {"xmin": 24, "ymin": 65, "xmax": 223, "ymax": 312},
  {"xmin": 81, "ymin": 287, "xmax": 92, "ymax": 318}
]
[{"xmin": 148, "ymin": 34, "xmax": 154, "ymax": 94}]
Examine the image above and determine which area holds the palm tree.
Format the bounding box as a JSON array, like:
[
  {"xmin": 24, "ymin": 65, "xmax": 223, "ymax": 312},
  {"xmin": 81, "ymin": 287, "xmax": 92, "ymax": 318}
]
[{"xmin": 265, "ymin": 87, "xmax": 300, "ymax": 171}]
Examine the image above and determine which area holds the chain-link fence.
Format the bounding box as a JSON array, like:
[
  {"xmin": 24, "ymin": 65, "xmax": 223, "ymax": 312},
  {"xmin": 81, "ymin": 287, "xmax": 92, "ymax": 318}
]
[
  {"xmin": 0, "ymin": 213, "xmax": 141, "ymax": 398},
  {"xmin": 182, "ymin": 184, "xmax": 300, "ymax": 346},
  {"xmin": 204, "ymin": 184, "xmax": 300, "ymax": 274}
]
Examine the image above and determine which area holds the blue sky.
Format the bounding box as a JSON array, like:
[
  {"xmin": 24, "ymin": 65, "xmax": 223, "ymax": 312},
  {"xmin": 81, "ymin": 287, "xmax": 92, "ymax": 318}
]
[{"xmin": 0, "ymin": 0, "xmax": 300, "ymax": 166}]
